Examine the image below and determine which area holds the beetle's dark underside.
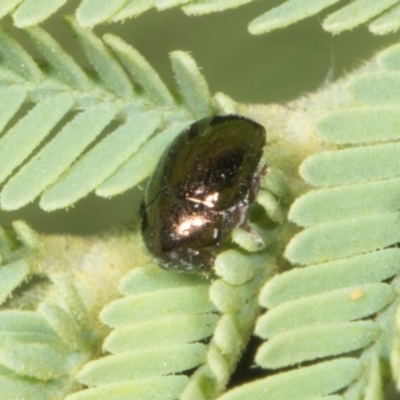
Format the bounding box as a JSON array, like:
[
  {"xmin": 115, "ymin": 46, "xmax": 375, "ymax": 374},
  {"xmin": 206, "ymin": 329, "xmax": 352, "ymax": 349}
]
[{"xmin": 141, "ymin": 115, "xmax": 266, "ymax": 272}]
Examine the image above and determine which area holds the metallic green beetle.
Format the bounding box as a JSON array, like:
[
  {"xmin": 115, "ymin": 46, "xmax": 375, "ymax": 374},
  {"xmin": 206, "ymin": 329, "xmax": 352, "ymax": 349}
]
[{"xmin": 141, "ymin": 115, "xmax": 266, "ymax": 272}]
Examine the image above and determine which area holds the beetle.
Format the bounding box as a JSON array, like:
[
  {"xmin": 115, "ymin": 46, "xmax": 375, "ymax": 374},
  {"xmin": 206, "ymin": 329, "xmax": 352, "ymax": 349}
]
[{"xmin": 141, "ymin": 115, "xmax": 266, "ymax": 272}]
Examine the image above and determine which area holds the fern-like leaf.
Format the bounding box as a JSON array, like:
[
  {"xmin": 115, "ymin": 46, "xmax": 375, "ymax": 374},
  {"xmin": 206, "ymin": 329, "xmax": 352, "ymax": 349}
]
[
  {"xmin": 67, "ymin": 264, "xmax": 213, "ymax": 399},
  {"xmin": 220, "ymin": 42, "xmax": 400, "ymax": 400},
  {"xmin": 0, "ymin": 219, "xmax": 162, "ymax": 399},
  {"xmin": 0, "ymin": 287, "xmax": 97, "ymax": 399},
  {"xmin": 67, "ymin": 227, "xmax": 277, "ymax": 400},
  {"xmin": 0, "ymin": 19, "xmax": 236, "ymax": 211},
  {"xmin": 0, "ymin": 220, "xmax": 44, "ymax": 306}
]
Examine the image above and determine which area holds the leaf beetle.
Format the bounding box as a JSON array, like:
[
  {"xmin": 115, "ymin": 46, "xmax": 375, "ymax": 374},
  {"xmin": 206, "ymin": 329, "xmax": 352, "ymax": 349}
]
[{"xmin": 141, "ymin": 115, "xmax": 266, "ymax": 272}]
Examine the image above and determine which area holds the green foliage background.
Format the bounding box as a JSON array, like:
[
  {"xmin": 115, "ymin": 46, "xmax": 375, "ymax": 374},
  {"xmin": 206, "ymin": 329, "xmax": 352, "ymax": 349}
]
[{"xmin": 1, "ymin": 1, "xmax": 400, "ymax": 399}]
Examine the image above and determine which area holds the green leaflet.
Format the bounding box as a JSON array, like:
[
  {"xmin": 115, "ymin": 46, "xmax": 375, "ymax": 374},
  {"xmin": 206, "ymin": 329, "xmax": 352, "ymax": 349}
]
[
  {"xmin": 101, "ymin": 284, "xmax": 214, "ymax": 326},
  {"xmin": 256, "ymin": 190, "xmax": 286, "ymax": 223},
  {"xmin": 76, "ymin": 0, "xmax": 127, "ymax": 27},
  {"xmin": 218, "ymin": 358, "xmax": 361, "ymax": 400},
  {"xmin": 0, "ymin": 222, "xmax": 42, "ymax": 305},
  {"xmin": 0, "ymin": 260, "xmax": 30, "ymax": 305},
  {"xmin": 170, "ymin": 51, "xmax": 212, "ymax": 118},
  {"xmin": 370, "ymin": 4, "xmax": 400, "ymax": 34},
  {"xmin": 110, "ymin": 0, "xmax": 155, "ymax": 22},
  {"xmin": 0, "ymin": 1, "xmax": 22, "ymax": 20},
  {"xmin": 65, "ymin": 376, "xmax": 188, "ymax": 400},
  {"xmin": 103, "ymin": 33, "xmax": 174, "ymax": 107},
  {"xmin": 256, "ymin": 321, "xmax": 380, "ymax": 369},
  {"xmin": 183, "ymin": 0, "xmax": 254, "ymax": 16},
  {"xmin": 214, "ymin": 249, "xmax": 268, "ymax": 285},
  {"xmin": 364, "ymin": 352, "xmax": 384, "ymax": 400},
  {"xmin": 0, "ymin": 311, "xmax": 55, "ymax": 336},
  {"xmin": 118, "ymin": 263, "xmax": 208, "ymax": 295},
  {"xmin": 322, "ymin": 0, "xmax": 399, "ymax": 33},
  {"xmin": 0, "ymin": 331, "xmax": 61, "ymax": 348},
  {"xmin": 12, "ymin": 220, "xmax": 42, "ymax": 252},
  {"xmin": 316, "ymin": 106, "xmax": 400, "ymax": 143},
  {"xmin": 0, "ymin": 86, "xmax": 26, "ymax": 132},
  {"xmin": 0, "ymin": 376, "xmax": 54, "ymax": 400},
  {"xmin": 0, "ymin": 24, "xmax": 41, "ymax": 79},
  {"xmin": 260, "ymin": 249, "xmax": 400, "ymax": 307},
  {"xmin": 155, "ymin": 0, "xmax": 187, "ymax": 11},
  {"xmin": 103, "ymin": 314, "xmax": 219, "ymax": 353},
  {"xmin": 210, "ymin": 272, "xmax": 265, "ymax": 313},
  {"xmin": 378, "ymin": 43, "xmax": 400, "ymax": 70},
  {"xmin": 231, "ymin": 225, "xmax": 271, "ymax": 253},
  {"xmin": 66, "ymin": 16, "xmax": 133, "ymax": 99},
  {"xmin": 0, "ymin": 93, "xmax": 74, "ymax": 188},
  {"xmin": 285, "ymin": 212, "xmax": 400, "ymax": 265},
  {"xmin": 24, "ymin": 26, "xmax": 90, "ymax": 89},
  {"xmin": 300, "ymin": 142, "xmax": 400, "ymax": 187},
  {"xmin": 13, "ymin": 0, "xmax": 68, "ymax": 28},
  {"xmin": 78, "ymin": 344, "xmax": 207, "ymax": 385},
  {"xmin": 0, "ymin": 343, "xmax": 66, "ymax": 380},
  {"xmin": 100, "ymin": 264, "xmax": 215, "ymax": 326},
  {"xmin": 289, "ymin": 177, "xmax": 400, "ymax": 226},
  {"xmin": 38, "ymin": 303, "xmax": 86, "ymax": 351},
  {"xmin": 212, "ymin": 92, "xmax": 239, "ymax": 115},
  {"xmin": 347, "ymin": 73, "xmax": 400, "ymax": 105},
  {"xmin": 49, "ymin": 276, "xmax": 92, "ymax": 330},
  {"xmin": 256, "ymin": 283, "xmax": 394, "ymax": 338},
  {"xmin": 260, "ymin": 167, "xmax": 292, "ymax": 204},
  {"xmin": 249, "ymin": 0, "xmax": 341, "ymax": 35}
]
